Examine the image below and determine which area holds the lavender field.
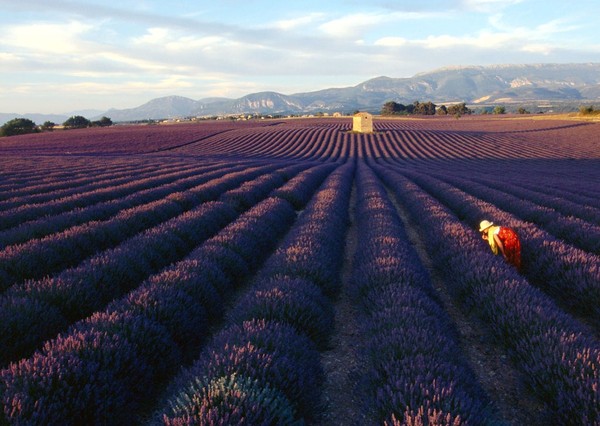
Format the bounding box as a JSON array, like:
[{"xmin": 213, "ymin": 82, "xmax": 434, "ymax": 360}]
[{"xmin": 0, "ymin": 116, "xmax": 599, "ymax": 425}]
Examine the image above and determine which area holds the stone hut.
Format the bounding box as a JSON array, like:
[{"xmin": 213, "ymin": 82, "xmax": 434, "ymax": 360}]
[{"xmin": 353, "ymin": 112, "xmax": 373, "ymax": 133}]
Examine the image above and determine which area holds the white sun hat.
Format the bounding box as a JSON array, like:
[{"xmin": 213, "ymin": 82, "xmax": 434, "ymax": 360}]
[{"xmin": 479, "ymin": 220, "xmax": 494, "ymax": 232}]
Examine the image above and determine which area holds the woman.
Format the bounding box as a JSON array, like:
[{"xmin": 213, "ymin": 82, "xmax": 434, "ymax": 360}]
[{"xmin": 479, "ymin": 220, "xmax": 522, "ymax": 272}]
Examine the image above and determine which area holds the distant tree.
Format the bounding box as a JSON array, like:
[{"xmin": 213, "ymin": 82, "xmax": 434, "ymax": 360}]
[
  {"xmin": 427, "ymin": 102, "xmax": 438, "ymax": 115},
  {"xmin": 411, "ymin": 101, "xmax": 437, "ymax": 115},
  {"xmin": 447, "ymin": 103, "xmax": 471, "ymax": 116},
  {"xmin": 517, "ymin": 107, "xmax": 530, "ymax": 114},
  {"xmin": 63, "ymin": 115, "xmax": 91, "ymax": 129},
  {"xmin": 381, "ymin": 101, "xmax": 407, "ymax": 115},
  {"xmin": 99, "ymin": 116, "xmax": 113, "ymax": 126},
  {"xmin": 437, "ymin": 105, "xmax": 448, "ymax": 115},
  {"xmin": 91, "ymin": 116, "xmax": 113, "ymax": 127},
  {"xmin": 0, "ymin": 118, "xmax": 38, "ymax": 137},
  {"xmin": 410, "ymin": 101, "xmax": 419, "ymax": 113},
  {"xmin": 493, "ymin": 105, "xmax": 506, "ymax": 115},
  {"xmin": 381, "ymin": 102, "xmax": 395, "ymax": 115},
  {"xmin": 41, "ymin": 121, "xmax": 56, "ymax": 131}
]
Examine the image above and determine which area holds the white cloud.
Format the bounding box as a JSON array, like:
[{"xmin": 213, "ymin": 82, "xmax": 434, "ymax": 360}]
[
  {"xmin": 272, "ymin": 13, "xmax": 325, "ymax": 31},
  {"xmin": 319, "ymin": 13, "xmax": 385, "ymax": 37},
  {"xmin": 536, "ymin": 18, "xmax": 581, "ymax": 36},
  {"xmin": 374, "ymin": 37, "xmax": 408, "ymax": 47},
  {"xmin": 126, "ymin": 26, "xmax": 294, "ymax": 78},
  {"xmin": 2, "ymin": 21, "xmax": 93, "ymax": 53},
  {"xmin": 318, "ymin": 11, "xmax": 433, "ymax": 38},
  {"xmin": 133, "ymin": 27, "xmax": 170, "ymax": 45},
  {"xmin": 10, "ymin": 76, "xmax": 200, "ymax": 98},
  {"xmin": 521, "ymin": 43, "xmax": 554, "ymax": 55},
  {"xmin": 133, "ymin": 27, "xmax": 230, "ymax": 53},
  {"xmin": 0, "ymin": 52, "xmax": 21, "ymax": 65},
  {"xmin": 318, "ymin": 10, "xmax": 454, "ymax": 39},
  {"xmin": 409, "ymin": 12, "xmax": 584, "ymax": 54},
  {"xmin": 461, "ymin": 0, "xmax": 524, "ymax": 13},
  {"xmin": 419, "ymin": 31, "xmax": 515, "ymax": 50},
  {"xmin": 94, "ymin": 51, "xmax": 184, "ymax": 73}
]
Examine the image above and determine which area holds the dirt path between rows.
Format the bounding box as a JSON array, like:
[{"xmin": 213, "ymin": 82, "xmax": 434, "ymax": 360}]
[
  {"xmin": 386, "ymin": 181, "xmax": 549, "ymax": 425},
  {"xmin": 315, "ymin": 184, "xmax": 366, "ymax": 426}
]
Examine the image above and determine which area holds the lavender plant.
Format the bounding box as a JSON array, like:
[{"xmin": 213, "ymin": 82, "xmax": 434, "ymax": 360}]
[
  {"xmin": 374, "ymin": 165, "xmax": 600, "ymax": 424},
  {"xmin": 351, "ymin": 163, "xmax": 494, "ymax": 425}
]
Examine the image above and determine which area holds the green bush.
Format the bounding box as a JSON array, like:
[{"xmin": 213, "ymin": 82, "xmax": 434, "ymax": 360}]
[{"xmin": 0, "ymin": 118, "xmax": 38, "ymax": 137}]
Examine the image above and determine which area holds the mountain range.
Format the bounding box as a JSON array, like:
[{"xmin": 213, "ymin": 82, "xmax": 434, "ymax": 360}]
[{"xmin": 3, "ymin": 63, "xmax": 600, "ymax": 125}]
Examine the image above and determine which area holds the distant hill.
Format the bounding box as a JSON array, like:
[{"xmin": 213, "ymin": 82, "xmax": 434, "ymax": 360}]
[
  {"xmin": 99, "ymin": 63, "xmax": 600, "ymax": 121},
  {"xmin": 3, "ymin": 63, "xmax": 600, "ymax": 125},
  {"xmin": 100, "ymin": 96, "xmax": 201, "ymax": 123}
]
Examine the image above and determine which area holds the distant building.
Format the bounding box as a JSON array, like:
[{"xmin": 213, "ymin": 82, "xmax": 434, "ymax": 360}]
[{"xmin": 353, "ymin": 112, "xmax": 373, "ymax": 133}]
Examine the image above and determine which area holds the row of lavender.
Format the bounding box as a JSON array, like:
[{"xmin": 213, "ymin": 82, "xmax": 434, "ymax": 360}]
[
  {"xmin": 393, "ymin": 160, "xmax": 600, "ymax": 201},
  {"xmin": 373, "ymin": 163, "xmax": 600, "ymax": 424},
  {"xmin": 178, "ymin": 124, "xmax": 356, "ymax": 162},
  {"xmin": 0, "ymin": 164, "xmax": 276, "ymax": 289},
  {"xmin": 0, "ymin": 163, "xmax": 337, "ymax": 423},
  {"xmin": 0, "ymin": 162, "xmax": 245, "ymax": 249},
  {"xmin": 429, "ymin": 161, "xmax": 600, "ymax": 213},
  {"xmin": 351, "ymin": 163, "xmax": 494, "ymax": 424},
  {"xmin": 397, "ymin": 168, "xmax": 600, "ymax": 328},
  {"xmin": 425, "ymin": 169, "xmax": 600, "ymax": 253},
  {"xmin": 0, "ymin": 163, "xmax": 316, "ymax": 366},
  {"xmin": 464, "ymin": 171, "xmax": 600, "ymax": 224},
  {"xmin": 172, "ymin": 119, "xmax": 599, "ymax": 162},
  {"xmin": 0, "ymin": 120, "xmax": 268, "ymax": 155},
  {"xmin": 0, "ymin": 159, "xmax": 174, "ymax": 204},
  {"xmin": 0, "ymin": 160, "xmax": 246, "ymax": 230},
  {"xmin": 159, "ymin": 163, "xmax": 353, "ymax": 424},
  {"xmin": 373, "ymin": 119, "xmax": 600, "ymax": 161},
  {"xmin": 395, "ymin": 159, "xmax": 600, "ymax": 206},
  {"xmin": 0, "ymin": 159, "xmax": 199, "ymax": 212},
  {"xmin": 366, "ymin": 128, "xmax": 591, "ymax": 162},
  {"xmin": 0, "ymin": 157, "xmax": 169, "ymax": 194}
]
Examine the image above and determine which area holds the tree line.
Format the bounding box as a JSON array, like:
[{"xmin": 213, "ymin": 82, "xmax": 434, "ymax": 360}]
[
  {"xmin": 381, "ymin": 101, "xmax": 472, "ymax": 116},
  {"xmin": 0, "ymin": 116, "xmax": 113, "ymax": 137},
  {"xmin": 380, "ymin": 101, "xmax": 531, "ymax": 116}
]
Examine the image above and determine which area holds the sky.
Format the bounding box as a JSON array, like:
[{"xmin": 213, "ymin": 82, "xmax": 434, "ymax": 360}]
[{"xmin": 1, "ymin": 0, "xmax": 599, "ymax": 114}]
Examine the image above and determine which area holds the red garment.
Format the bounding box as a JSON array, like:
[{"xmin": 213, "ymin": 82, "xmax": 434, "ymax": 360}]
[{"xmin": 497, "ymin": 227, "xmax": 521, "ymax": 271}]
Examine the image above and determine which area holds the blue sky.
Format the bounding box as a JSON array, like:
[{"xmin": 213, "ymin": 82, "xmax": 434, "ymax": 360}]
[{"xmin": 1, "ymin": 0, "xmax": 599, "ymax": 114}]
